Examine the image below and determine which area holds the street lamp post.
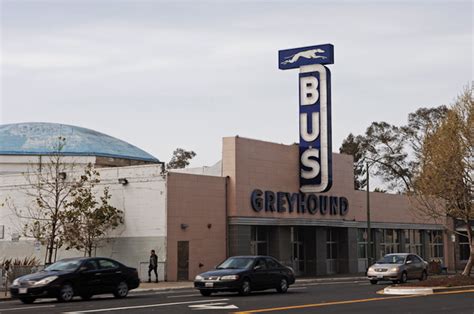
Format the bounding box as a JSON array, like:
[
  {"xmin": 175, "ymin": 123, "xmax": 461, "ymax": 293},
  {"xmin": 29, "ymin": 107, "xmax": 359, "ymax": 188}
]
[
  {"xmin": 366, "ymin": 161, "xmax": 372, "ymax": 267},
  {"xmin": 365, "ymin": 154, "xmax": 403, "ymax": 268}
]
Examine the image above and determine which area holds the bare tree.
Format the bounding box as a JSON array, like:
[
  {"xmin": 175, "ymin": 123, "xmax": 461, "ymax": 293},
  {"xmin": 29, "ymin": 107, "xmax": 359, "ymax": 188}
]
[
  {"xmin": 62, "ymin": 164, "xmax": 123, "ymax": 257},
  {"xmin": 11, "ymin": 137, "xmax": 75, "ymax": 264}
]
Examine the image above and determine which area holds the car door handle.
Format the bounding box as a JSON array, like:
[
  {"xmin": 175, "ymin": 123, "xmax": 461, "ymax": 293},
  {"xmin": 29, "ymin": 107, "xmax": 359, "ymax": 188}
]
[
  {"xmin": 95, "ymin": 273, "xmax": 102, "ymax": 276},
  {"xmin": 115, "ymin": 271, "xmax": 122, "ymax": 274}
]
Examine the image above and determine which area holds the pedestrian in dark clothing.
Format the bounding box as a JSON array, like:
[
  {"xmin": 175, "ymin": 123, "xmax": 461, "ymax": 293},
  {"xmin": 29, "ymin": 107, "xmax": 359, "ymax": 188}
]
[{"xmin": 148, "ymin": 249, "xmax": 158, "ymax": 283}]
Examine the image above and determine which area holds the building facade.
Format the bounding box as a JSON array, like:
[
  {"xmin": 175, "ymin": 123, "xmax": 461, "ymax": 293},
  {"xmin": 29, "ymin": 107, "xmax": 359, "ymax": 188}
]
[{"xmin": 0, "ymin": 123, "xmax": 469, "ymax": 281}]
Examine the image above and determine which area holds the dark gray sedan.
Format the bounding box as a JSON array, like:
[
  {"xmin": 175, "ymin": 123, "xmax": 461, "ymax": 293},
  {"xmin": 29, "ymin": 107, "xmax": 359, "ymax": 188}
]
[
  {"xmin": 194, "ymin": 256, "xmax": 295, "ymax": 296},
  {"xmin": 367, "ymin": 253, "xmax": 428, "ymax": 284}
]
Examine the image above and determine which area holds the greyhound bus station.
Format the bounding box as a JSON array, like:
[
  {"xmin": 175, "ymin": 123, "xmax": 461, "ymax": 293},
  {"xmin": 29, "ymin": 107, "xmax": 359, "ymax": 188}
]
[{"xmin": 0, "ymin": 44, "xmax": 470, "ymax": 281}]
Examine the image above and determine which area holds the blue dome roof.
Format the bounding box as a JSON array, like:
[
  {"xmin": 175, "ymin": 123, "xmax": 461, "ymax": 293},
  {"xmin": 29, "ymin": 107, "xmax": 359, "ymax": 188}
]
[{"xmin": 0, "ymin": 122, "xmax": 160, "ymax": 163}]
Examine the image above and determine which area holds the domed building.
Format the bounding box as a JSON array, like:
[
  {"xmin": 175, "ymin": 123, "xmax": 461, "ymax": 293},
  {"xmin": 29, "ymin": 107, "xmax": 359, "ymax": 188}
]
[{"xmin": 0, "ymin": 122, "xmax": 160, "ymax": 175}]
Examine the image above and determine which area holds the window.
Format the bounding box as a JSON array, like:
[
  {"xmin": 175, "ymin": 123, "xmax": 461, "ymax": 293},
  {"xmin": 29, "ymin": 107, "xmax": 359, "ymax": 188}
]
[
  {"xmin": 82, "ymin": 260, "xmax": 98, "ymax": 271},
  {"xmin": 428, "ymin": 230, "xmax": 444, "ymax": 259},
  {"xmin": 98, "ymin": 259, "xmax": 119, "ymax": 269},
  {"xmin": 380, "ymin": 229, "xmax": 400, "ymax": 256},
  {"xmin": 459, "ymin": 232, "xmax": 470, "ymax": 261},
  {"xmin": 326, "ymin": 228, "xmax": 338, "ymax": 259},
  {"xmin": 357, "ymin": 229, "xmax": 375, "ymax": 259},
  {"xmin": 254, "ymin": 259, "xmax": 267, "ymax": 270},
  {"xmin": 404, "ymin": 230, "xmax": 423, "ymax": 256},
  {"xmin": 251, "ymin": 226, "xmax": 268, "ymax": 255},
  {"xmin": 265, "ymin": 258, "xmax": 280, "ymax": 269}
]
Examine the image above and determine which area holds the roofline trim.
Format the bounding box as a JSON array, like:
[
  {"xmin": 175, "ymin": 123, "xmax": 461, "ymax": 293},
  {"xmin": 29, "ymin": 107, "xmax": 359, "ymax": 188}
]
[{"xmin": 0, "ymin": 150, "xmax": 160, "ymax": 163}]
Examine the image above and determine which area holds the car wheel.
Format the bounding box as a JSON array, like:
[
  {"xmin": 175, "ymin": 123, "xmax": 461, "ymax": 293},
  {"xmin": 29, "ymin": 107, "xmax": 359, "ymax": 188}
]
[
  {"xmin": 419, "ymin": 271, "xmax": 428, "ymax": 281},
  {"xmin": 200, "ymin": 290, "xmax": 212, "ymax": 297},
  {"xmin": 19, "ymin": 297, "xmax": 36, "ymax": 304},
  {"xmin": 238, "ymin": 279, "xmax": 251, "ymax": 296},
  {"xmin": 113, "ymin": 281, "xmax": 129, "ymax": 298},
  {"xmin": 370, "ymin": 280, "xmax": 378, "ymax": 285},
  {"xmin": 80, "ymin": 293, "xmax": 93, "ymax": 300},
  {"xmin": 276, "ymin": 278, "xmax": 288, "ymax": 293},
  {"xmin": 400, "ymin": 272, "xmax": 408, "ymax": 284},
  {"xmin": 57, "ymin": 283, "xmax": 74, "ymax": 302}
]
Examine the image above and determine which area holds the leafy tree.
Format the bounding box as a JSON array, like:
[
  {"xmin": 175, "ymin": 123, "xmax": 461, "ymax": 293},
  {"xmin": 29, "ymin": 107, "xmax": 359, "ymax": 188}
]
[
  {"xmin": 339, "ymin": 106, "xmax": 448, "ymax": 193},
  {"xmin": 412, "ymin": 87, "xmax": 473, "ymax": 275},
  {"xmin": 166, "ymin": 148, "xmax": 196, "ymax": 170},
  {"xmin": 10, "ymin": 137, "xmax": 74, "ymax": 264},
  {"xmin": 339, "ymin": 133, "xmax": 366, "ymax": 189},
  {"xmin": 62, "ymin": 164, "xmax": 123, "ymax": 257}
]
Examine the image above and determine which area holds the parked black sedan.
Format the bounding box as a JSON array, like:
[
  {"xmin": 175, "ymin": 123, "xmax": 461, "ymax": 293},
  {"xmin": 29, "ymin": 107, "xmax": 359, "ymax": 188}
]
[
  {"xmin": 10, "ymin": 257, "xmax": 140, "ymax": 304},
  {"xmin": 194, "ymin": 256, "xmax": 295, "ymax": 296}
]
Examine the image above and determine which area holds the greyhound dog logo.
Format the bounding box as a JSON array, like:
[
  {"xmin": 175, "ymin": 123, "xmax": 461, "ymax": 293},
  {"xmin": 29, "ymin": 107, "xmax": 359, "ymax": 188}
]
[{"xmin": 281, "ymin": 48, "xmax": 327, "ymax": 65}]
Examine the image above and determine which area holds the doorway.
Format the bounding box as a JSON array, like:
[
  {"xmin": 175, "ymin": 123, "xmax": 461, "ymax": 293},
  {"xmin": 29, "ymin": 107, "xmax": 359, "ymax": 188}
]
[{"xmin": 177, "ymin": 241, "xmax": 189, "ymax": 281}]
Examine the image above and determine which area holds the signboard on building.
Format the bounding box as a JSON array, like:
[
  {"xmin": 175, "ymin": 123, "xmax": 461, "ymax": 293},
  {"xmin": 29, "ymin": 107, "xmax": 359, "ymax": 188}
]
[{"xmin": 279, "ymin": 44, "xmax": 334, "ymax": 193}]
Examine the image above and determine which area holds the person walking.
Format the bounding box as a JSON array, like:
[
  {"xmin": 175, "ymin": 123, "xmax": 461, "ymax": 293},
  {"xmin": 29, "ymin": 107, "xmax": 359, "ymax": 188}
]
[{"xmin": 148, "ymin": 249, "xmax": 158, "ymax": 283}]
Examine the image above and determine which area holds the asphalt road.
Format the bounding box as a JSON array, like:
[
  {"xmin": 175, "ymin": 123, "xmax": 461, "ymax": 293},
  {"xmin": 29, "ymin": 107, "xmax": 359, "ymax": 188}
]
[{"xmin": 0, "ymin": 279, "xmax": 473, "ymax": 314}]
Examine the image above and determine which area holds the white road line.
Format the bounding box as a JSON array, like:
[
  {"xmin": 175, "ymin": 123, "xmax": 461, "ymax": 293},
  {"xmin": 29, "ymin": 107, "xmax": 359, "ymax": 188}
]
[
  {"xmin": 0, "ymin": 305, "xmax": 55, "ymax": 312},
  {"xmin": 62, "ymin": 298, "xmax": 230, "ymax": 313},
  {"xmin": 167, "ymin": 293, "xmax": 202, "ymax": 298}
]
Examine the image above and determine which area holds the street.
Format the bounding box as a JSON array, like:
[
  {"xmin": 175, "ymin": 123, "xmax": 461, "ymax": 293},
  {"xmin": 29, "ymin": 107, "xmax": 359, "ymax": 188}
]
[{"xmin": 0, "ymin": 279, "xmax": 473, "ymax": 313}]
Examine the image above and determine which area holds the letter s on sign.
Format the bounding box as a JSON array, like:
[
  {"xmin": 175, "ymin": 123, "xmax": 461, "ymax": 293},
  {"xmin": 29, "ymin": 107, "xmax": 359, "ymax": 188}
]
[
  {"xmin": 301, "ymin": 148, "xmax": 320, "ymax": 179},
  {"xmin": 251, "ymin": 189, "xmax": 263, "ymax": 212}
]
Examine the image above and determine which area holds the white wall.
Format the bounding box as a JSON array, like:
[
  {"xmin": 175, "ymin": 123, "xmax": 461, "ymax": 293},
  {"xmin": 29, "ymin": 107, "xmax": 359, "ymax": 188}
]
[
  {"xmin": 0, "ymin": 155, "xmax": 95, "ymax": 175},
  {"xmin": 0, "ymin": 164, "xmax": 167, "ymax": 275}
]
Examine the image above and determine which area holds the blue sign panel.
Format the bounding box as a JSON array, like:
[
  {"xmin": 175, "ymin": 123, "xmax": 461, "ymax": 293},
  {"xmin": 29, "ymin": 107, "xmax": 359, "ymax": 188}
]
[
  {"xmin": 278, "ymin": 44, "xmax": 334, "ymax": 70},
  {"xmin": 298, "ymin": 65, "xmax": 332, "ymax": 193}
]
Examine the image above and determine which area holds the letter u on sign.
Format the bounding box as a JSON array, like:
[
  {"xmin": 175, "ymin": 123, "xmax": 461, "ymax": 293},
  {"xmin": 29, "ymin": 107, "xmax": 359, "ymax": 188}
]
[{"xmin": 299, "ymin": 64, "xmax": 332, "ymax": 193}]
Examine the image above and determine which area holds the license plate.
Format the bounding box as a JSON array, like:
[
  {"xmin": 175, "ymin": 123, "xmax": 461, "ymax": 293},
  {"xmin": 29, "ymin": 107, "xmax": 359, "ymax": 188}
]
[
  {"xmin": 205, "ymin": 282, "xmax": 214, "ymax": 288},
  {"xmin": 19, "ymin": 288, "xmax": 28, "ymax": 294},
  {"xmin": 377, "ymin": 275, "xmax": 383, "ymax": 279}
]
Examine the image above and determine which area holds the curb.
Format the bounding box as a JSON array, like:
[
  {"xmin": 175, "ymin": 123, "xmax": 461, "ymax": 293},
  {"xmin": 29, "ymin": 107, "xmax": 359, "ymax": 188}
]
[{"xmin": 382, "ymin": 284, "xmax": 474, "ymax": 295}]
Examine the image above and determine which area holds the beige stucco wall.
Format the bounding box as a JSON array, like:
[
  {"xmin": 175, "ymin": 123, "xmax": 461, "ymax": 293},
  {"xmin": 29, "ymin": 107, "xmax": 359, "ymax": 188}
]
[
  {"xmin": 166, "ymin": 172, "xmax": 227, "ymax": 281},
  {"xmin": 223, "ymin": 136, "xmax": 442, "ymax": 226}
]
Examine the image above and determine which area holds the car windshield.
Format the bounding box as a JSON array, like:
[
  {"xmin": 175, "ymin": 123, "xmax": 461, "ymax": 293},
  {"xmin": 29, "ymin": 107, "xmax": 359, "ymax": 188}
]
[
  {"xmin": 44, "ymin": 260, "xmax": 82, "ymax": 272},
  {"xmin": 216, "ymin": 257, "xmax": 254, "ymax": 270},
  {"xmin": 377, "ymin": 255, "xmax": 406, "ymax": 264}
]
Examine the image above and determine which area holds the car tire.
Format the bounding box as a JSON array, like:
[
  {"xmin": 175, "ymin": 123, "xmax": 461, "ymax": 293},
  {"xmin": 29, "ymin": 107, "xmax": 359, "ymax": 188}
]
[
  {"xmin": 370, "ymin": 280, "xmax": 378, "ymax": 285},
  {"xmin": 238, "ymin": 279, "xmax": 251, "ymax": 296},
  {"xmin": 276, "ymin": 278, "xmax": 288, "ymax": 293},
  {"xmin": 113, "ymin": 281, "xmax": 129, "ymax": 298},
  {"xmin": 57, "ymin": 283, "xmax": 75, "ymax": 302},
  {"xmin": 419, "ymin": 271, "xmax": 427, "ymax": 281},
  {"xmin": 80, "ymin": 293, "xmax": 93, "ymax": 300},
  {"xmin": 400, "ymin": 272, "xmax": 408, "ymax": 284},
  {"xmin": 19, "ymin": 297, "xmax": 36, "ymax": 304},
  {"xmin": 200, "ymin": 290, "xmax": 212, "ymax": 297}
]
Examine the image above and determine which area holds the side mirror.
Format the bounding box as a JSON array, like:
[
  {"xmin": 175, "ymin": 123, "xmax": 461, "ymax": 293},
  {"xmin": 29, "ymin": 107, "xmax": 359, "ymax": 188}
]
[
  {"xmin": 406, "ymin": 260, "xmax": 412, "ymax": 265},
  {"xmin": 78, "ymin": 266, "xmax": 88, "ymax": 273},
  {"xmin": 253, "ymin": 265, "xmax": 262, "ymax": 271}
]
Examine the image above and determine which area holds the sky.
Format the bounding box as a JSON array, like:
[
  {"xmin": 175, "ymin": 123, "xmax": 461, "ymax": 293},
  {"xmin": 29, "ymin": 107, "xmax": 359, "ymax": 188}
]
[{"xmin": 0, "ymin": 0, "xmax": 472, "ymax": 167}]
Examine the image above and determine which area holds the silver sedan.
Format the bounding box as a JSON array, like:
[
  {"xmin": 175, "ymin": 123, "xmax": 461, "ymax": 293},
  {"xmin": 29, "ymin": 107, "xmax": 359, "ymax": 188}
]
[{"xmin": 367, "ymin": 253, "xmax": 428, "ymax": 284}]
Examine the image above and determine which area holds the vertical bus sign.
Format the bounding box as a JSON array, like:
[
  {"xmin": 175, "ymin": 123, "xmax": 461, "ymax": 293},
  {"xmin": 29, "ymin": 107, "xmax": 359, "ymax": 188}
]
[{"xmin": 279, "ymin": 44, "xmax": 333, "ymax": 193}]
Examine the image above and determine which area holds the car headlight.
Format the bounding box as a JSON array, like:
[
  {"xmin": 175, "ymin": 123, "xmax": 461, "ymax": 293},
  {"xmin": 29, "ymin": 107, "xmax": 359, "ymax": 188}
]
[
  {"xmin": 368, "ymin": 267, "xmax": 374, "ymax": 272},
  {"xmin": 12, "ymin": 278, "xmax": 20, "ymax": 286},
  {"xmin": 220, "ymin": 275, "xmax": 239, "ymax": 281},
  {"xmin": 32, "ymin": 276, "xmax": 58, "ymax": 286},
  {"xmin": 195, "ymin": 275, "xmax": 204, "ymax": 281},
  {"xmin": 390, "ymin": 267, "xmax": 399, "ymax": 272}
]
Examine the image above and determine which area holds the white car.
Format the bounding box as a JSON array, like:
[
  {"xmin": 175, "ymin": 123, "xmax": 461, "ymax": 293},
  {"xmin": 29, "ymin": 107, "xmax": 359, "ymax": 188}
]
[{"xmin": 367, "ymin": 253, "xmax": 428, "ymax": 284}]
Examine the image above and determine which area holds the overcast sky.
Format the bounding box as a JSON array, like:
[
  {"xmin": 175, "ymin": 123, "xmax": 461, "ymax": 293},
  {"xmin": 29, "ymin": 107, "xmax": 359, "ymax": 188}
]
[{"xmin": 1, "ymin": 0, "xmax": 472, "ymax": 167}]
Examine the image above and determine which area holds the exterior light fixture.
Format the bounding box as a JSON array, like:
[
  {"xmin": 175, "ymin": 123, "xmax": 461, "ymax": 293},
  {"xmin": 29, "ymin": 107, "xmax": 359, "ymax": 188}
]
[
  {"xmin": 180, "ymin": 223, "xmax": 188, "ymax": 230},
  {"xmin": 207, "ymin": 224, "xmax": 212, "ymax": 229},
  {"xmin": 118, "ymin": 178, "xmax": 129, "ymax": 185}
]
